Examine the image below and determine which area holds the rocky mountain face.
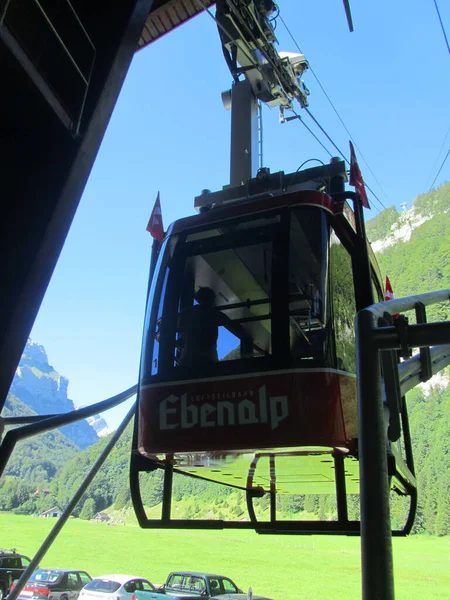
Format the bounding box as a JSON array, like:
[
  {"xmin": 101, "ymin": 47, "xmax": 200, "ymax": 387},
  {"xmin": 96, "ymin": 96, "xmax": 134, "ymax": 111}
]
[
  {"xmin": 366, "ymin": 180, "xmax": 450, "ymax": 252},
  {"xmin": 8, "ymin": 339, "xmax": 109, "ymax": 449},
  {"xmin": 87, "ymin": 414, "xmax": 112, "ymax": 438}
]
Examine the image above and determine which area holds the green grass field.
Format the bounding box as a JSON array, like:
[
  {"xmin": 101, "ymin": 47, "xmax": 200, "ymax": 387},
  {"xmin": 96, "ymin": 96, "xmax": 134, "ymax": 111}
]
[{"xmin": 1, "ymin": 514, "xmax": 449, "ymax": 599}]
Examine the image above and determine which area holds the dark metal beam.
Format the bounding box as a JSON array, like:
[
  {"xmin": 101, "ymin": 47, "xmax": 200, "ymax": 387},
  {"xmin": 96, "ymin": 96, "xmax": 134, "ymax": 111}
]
[
  {"xmin": 0, "ymin": 0, "xmax": 154, "ymax": 411},
  {"xmin": 334, "ymin": 454, "xmax": 349, "ymax": 522},
  {"xmin": 0, "ymin": 385, "xmax": 137, "ymax": 478},
  {"xmin": 356, "ymin": 309, "xmax": 394, "ymax": 600}
]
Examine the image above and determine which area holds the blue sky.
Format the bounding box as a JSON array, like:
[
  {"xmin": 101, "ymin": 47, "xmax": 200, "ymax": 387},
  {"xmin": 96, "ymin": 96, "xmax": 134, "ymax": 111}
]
[{"xmin": 29, "ymin": 0, "xmax": 449, "ymax": 429}]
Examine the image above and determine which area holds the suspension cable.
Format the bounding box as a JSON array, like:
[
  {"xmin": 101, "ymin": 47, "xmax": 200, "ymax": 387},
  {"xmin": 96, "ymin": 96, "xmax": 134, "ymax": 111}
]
[
  {"xmin": 429, "ymin": 148, "xmax": 450, "ymax": 190},
  {"xmin": 426, "ymin": 123, "xmax": 450, "ymax": 188},
  {"xmin": 278, "ymin": 12, "xmax": 390, "ymax": 202},
  {"xmin": 290, "ymin": 110, "xmax": 333, "ymax": 158},
  {"xmin": 432, "ymin": 0, "xmax": 450, "ymax": 55},
  {"xmin": 304, "ymin": 108, "xmax": 349, "ymax": 163},
  {"xmin": 301, "ymin": 109, "xmax": 386, "ymax": 211}
]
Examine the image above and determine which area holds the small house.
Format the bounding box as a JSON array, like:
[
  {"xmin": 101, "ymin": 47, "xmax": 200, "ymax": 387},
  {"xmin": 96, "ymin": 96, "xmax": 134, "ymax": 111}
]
[
  {"xmin": 94, "ymin": 512, "xmax": 111, "ymax": 522},
  {"xmin": 40, "ymin": 507, "xmax": 62, "ymax": 518}
]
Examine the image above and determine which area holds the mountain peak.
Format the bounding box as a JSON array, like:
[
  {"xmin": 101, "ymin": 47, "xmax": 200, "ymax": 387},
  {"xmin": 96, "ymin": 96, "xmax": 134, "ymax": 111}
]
[
  {"xmin": 8, "ymin": 339, "xmax": 107, "ymax": 449},
  {"xmin": 21, "ymin": 338, "xmax": 50, "ymax": 368}
]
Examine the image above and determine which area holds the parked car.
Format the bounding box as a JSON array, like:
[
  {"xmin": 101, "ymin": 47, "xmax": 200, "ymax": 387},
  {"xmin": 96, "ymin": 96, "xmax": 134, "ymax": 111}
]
[
  {"xmin": 133, "ymin": 571, "xmax": 244, "ymax": 600},
  {"xmin": 14, "ymin": 569, "xmax": 92, "ymax": 600},
  {"xmin": 80, "ymin": 575, "xmax": 155, "ymax": 600},
  {"xmin": 0, "ymin": 550, "xmax": 32, "ymax": 600}
]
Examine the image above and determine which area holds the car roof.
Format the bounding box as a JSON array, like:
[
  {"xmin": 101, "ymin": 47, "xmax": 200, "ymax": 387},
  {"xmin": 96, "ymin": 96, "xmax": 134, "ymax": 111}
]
[
  {"xmin": 91, "ymin": 575, "xmax": 148, "ymax": 584},
  {"xmin": 169, "ymin": 573, "xmax": 231, "ymax": 579},
  {"xmin": 35, "ymin": 569, "xmax": 86, "ymax": 574}
]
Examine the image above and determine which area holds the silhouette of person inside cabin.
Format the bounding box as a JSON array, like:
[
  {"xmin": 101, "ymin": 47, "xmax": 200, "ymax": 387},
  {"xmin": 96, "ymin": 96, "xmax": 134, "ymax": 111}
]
[{"xmin": 178, "ymin": 287, "xmax": 252, "ymax": 367}]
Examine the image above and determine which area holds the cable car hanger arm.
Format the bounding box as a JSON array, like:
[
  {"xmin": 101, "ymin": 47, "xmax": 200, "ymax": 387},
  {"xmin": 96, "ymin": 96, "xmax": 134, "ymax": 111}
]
[{"xmin": 215, "ymin": 0, "xmax": 309, "ymax": 109}]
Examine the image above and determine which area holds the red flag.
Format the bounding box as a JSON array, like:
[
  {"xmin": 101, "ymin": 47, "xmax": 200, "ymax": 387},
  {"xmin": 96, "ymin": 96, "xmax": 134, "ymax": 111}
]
[
  {"xmin": 146, "ymin": 192, "xmax": 164, "ymax": 242},
  {"xmin": 384, "ymin": 276, "xmax": 394, "ymax": 301},
  {"xmin": 349, "ymin": 141, "xmax": 370, "ymax": 209},
  {"xmin": 385, "ymin": 276, "xmax": 399, "ymax": 318}
]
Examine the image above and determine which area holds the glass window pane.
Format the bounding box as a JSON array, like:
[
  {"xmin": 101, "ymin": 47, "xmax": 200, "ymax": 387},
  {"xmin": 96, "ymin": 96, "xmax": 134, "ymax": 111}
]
[
  {"xmin": 167, "ymin": 237, "xmax": 273, "ymax": 372},
  {"xmin": 222, "ymin": 578, "xmax": 238, "ymax": 592},
  {"xmin": 167, "ymin": 575, "xmax": 183, "ymax": 590},
  {"xmin": 140, "ymin": 581, "xmax": 154, "ymax": 591},
  {"xmin": 124, "ymin": 582, "xmax": 136, "ymax": 593},
  {"xmin": 329, "ymin": 231, "xmax": 357, "ymax": 373},
  {"xmin": 80, "ymin": 574, "xmax": 91, "ymax": 586},
  {"xmin": 150, "ymin": 267, "xmax": 170, "ymax": 375},
  {"xmin": 84, "ymin": 580, "xmax": 121, "ymax": 593},
  {"xmin": 31, "ymin": 571, "xmax": 61, "ymax": 583},
  {"xmin": 371, "ymin": 272, "xmax": 383, "ymax": 303},
  {"xmin": 67, "ymin": 574, "xmax": 79, "ymax": 589},
  {"xmin": 289, "ymin": 208, "xmax": 328, "ymax": 361}
]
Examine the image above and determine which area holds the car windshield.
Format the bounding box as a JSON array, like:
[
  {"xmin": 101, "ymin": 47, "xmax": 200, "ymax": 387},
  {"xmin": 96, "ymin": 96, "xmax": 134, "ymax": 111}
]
[
  {"xmin": 29, "ymin": 571, "xmax": 61, "ymax": 583},
  {"xmin": 166, "ymin": 575, "xmax": 205, "ymax": 593},
  {"xmin": 83, "ymin": 580, "xmax": 121, "ymax": 593},
  {"xmin": 0, "ymin": 558, "xmax": 21, "ymax": 568}
]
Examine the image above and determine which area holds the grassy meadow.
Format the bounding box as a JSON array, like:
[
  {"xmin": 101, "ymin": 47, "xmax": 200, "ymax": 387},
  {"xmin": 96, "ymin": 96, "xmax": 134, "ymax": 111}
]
[{"xmin": 1, "ymin": 514, "xmax": 449, "ymax": 599}]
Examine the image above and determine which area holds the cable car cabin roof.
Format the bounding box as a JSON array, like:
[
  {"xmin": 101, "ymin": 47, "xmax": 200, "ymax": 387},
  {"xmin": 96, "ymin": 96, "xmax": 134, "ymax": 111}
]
[
  {"xmin": 138, "ymin": 0, "xmax": 215, "ymax": 50},
  {"xmin": 166, "ymin": 190, "xmax": 356, "ymax": 240}
]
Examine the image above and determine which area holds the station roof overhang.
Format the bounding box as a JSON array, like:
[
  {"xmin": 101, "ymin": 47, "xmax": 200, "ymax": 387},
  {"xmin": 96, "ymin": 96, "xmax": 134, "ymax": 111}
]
[{"xmin": 138, "ymin": 0, "xmax": 215, "ymax": 50}]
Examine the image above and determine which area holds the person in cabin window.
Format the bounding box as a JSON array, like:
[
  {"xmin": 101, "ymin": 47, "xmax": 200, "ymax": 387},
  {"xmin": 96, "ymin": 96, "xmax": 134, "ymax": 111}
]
[{"xmin": 178, "ymin": 286, "xmax": 252, "ymax": 367}]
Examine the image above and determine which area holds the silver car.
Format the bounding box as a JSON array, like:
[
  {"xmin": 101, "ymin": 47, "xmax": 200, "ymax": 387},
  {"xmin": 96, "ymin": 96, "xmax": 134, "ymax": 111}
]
[
  {"xmin": 80, "ymin": 576, "xmax": 155, "ymax": 600},
  {"xmin": 15, "ymin": 569, "xmax": 92, "ymax": 600}
]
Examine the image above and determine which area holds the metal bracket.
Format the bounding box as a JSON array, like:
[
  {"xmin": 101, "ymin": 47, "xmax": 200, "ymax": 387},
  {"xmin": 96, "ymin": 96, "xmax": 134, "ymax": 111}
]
[
  {"xmin": 395, "ymin": 314, "xmax": 412, "ymax": 360},
  {"xmin": 415, "ymin": 302, "xmax": 432, "ymax": 381}
]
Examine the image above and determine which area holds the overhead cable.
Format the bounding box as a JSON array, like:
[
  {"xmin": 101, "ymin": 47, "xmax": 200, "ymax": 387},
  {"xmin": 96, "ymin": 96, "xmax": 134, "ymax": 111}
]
[
  {"xmin": 293, "ymin": 110, "xmax": 385, "ymax": 212},
  {"xmin": 432, "ymin": 0, "xmax": 450, "ymax": 55},
  {"xmin": 425, "ymin": 123, "xmax": 450, "ymax": 188},
  {"xmin": 305, "ymin": 108, "xmax": 349, "ymax": 163},
  {"xmin": 306, "ymin": 109, "xmax": 386, "ymax": 211},
  {"xmin": 429, "ymin": 148, "xmax": 450, "ymax": 190},
  {"xmin": 278, "ymin": 13, "xmax": 390, "ymax": 202},
  {"xmin": 290, "ymin": 110, "xmax": 333, "ymax": 158}
]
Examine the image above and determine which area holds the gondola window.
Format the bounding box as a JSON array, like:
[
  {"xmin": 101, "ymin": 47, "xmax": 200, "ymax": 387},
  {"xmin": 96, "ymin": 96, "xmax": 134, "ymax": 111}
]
[{"xmin": 152, "ymin": 225, "xmax": 275, "ymax": 378}]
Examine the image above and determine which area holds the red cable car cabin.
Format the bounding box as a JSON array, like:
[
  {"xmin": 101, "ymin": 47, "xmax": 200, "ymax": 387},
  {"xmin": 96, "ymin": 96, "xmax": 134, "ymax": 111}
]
[{"xmin": 131, "ymin": 187, "xmax": 415, "ymax": 534}]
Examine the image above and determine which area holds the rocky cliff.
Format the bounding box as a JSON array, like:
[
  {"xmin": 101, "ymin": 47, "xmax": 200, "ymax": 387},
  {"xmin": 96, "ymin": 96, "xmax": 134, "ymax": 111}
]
[{"xmin": 8, "ymin": 339, "xmax": 108, "ymax": 449}]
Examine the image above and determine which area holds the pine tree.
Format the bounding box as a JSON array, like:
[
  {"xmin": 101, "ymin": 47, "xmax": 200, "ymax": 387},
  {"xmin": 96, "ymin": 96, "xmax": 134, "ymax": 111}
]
[{"xmin": 79, "ymin": 497, "xmax": 96, "ymax": 520}]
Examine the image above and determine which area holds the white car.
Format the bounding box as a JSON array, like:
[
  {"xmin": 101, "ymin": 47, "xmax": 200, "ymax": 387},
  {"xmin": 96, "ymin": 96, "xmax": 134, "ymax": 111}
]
[{"xmin": 80, "ymin": 575, "xmax": 155, "ymax": 600}]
